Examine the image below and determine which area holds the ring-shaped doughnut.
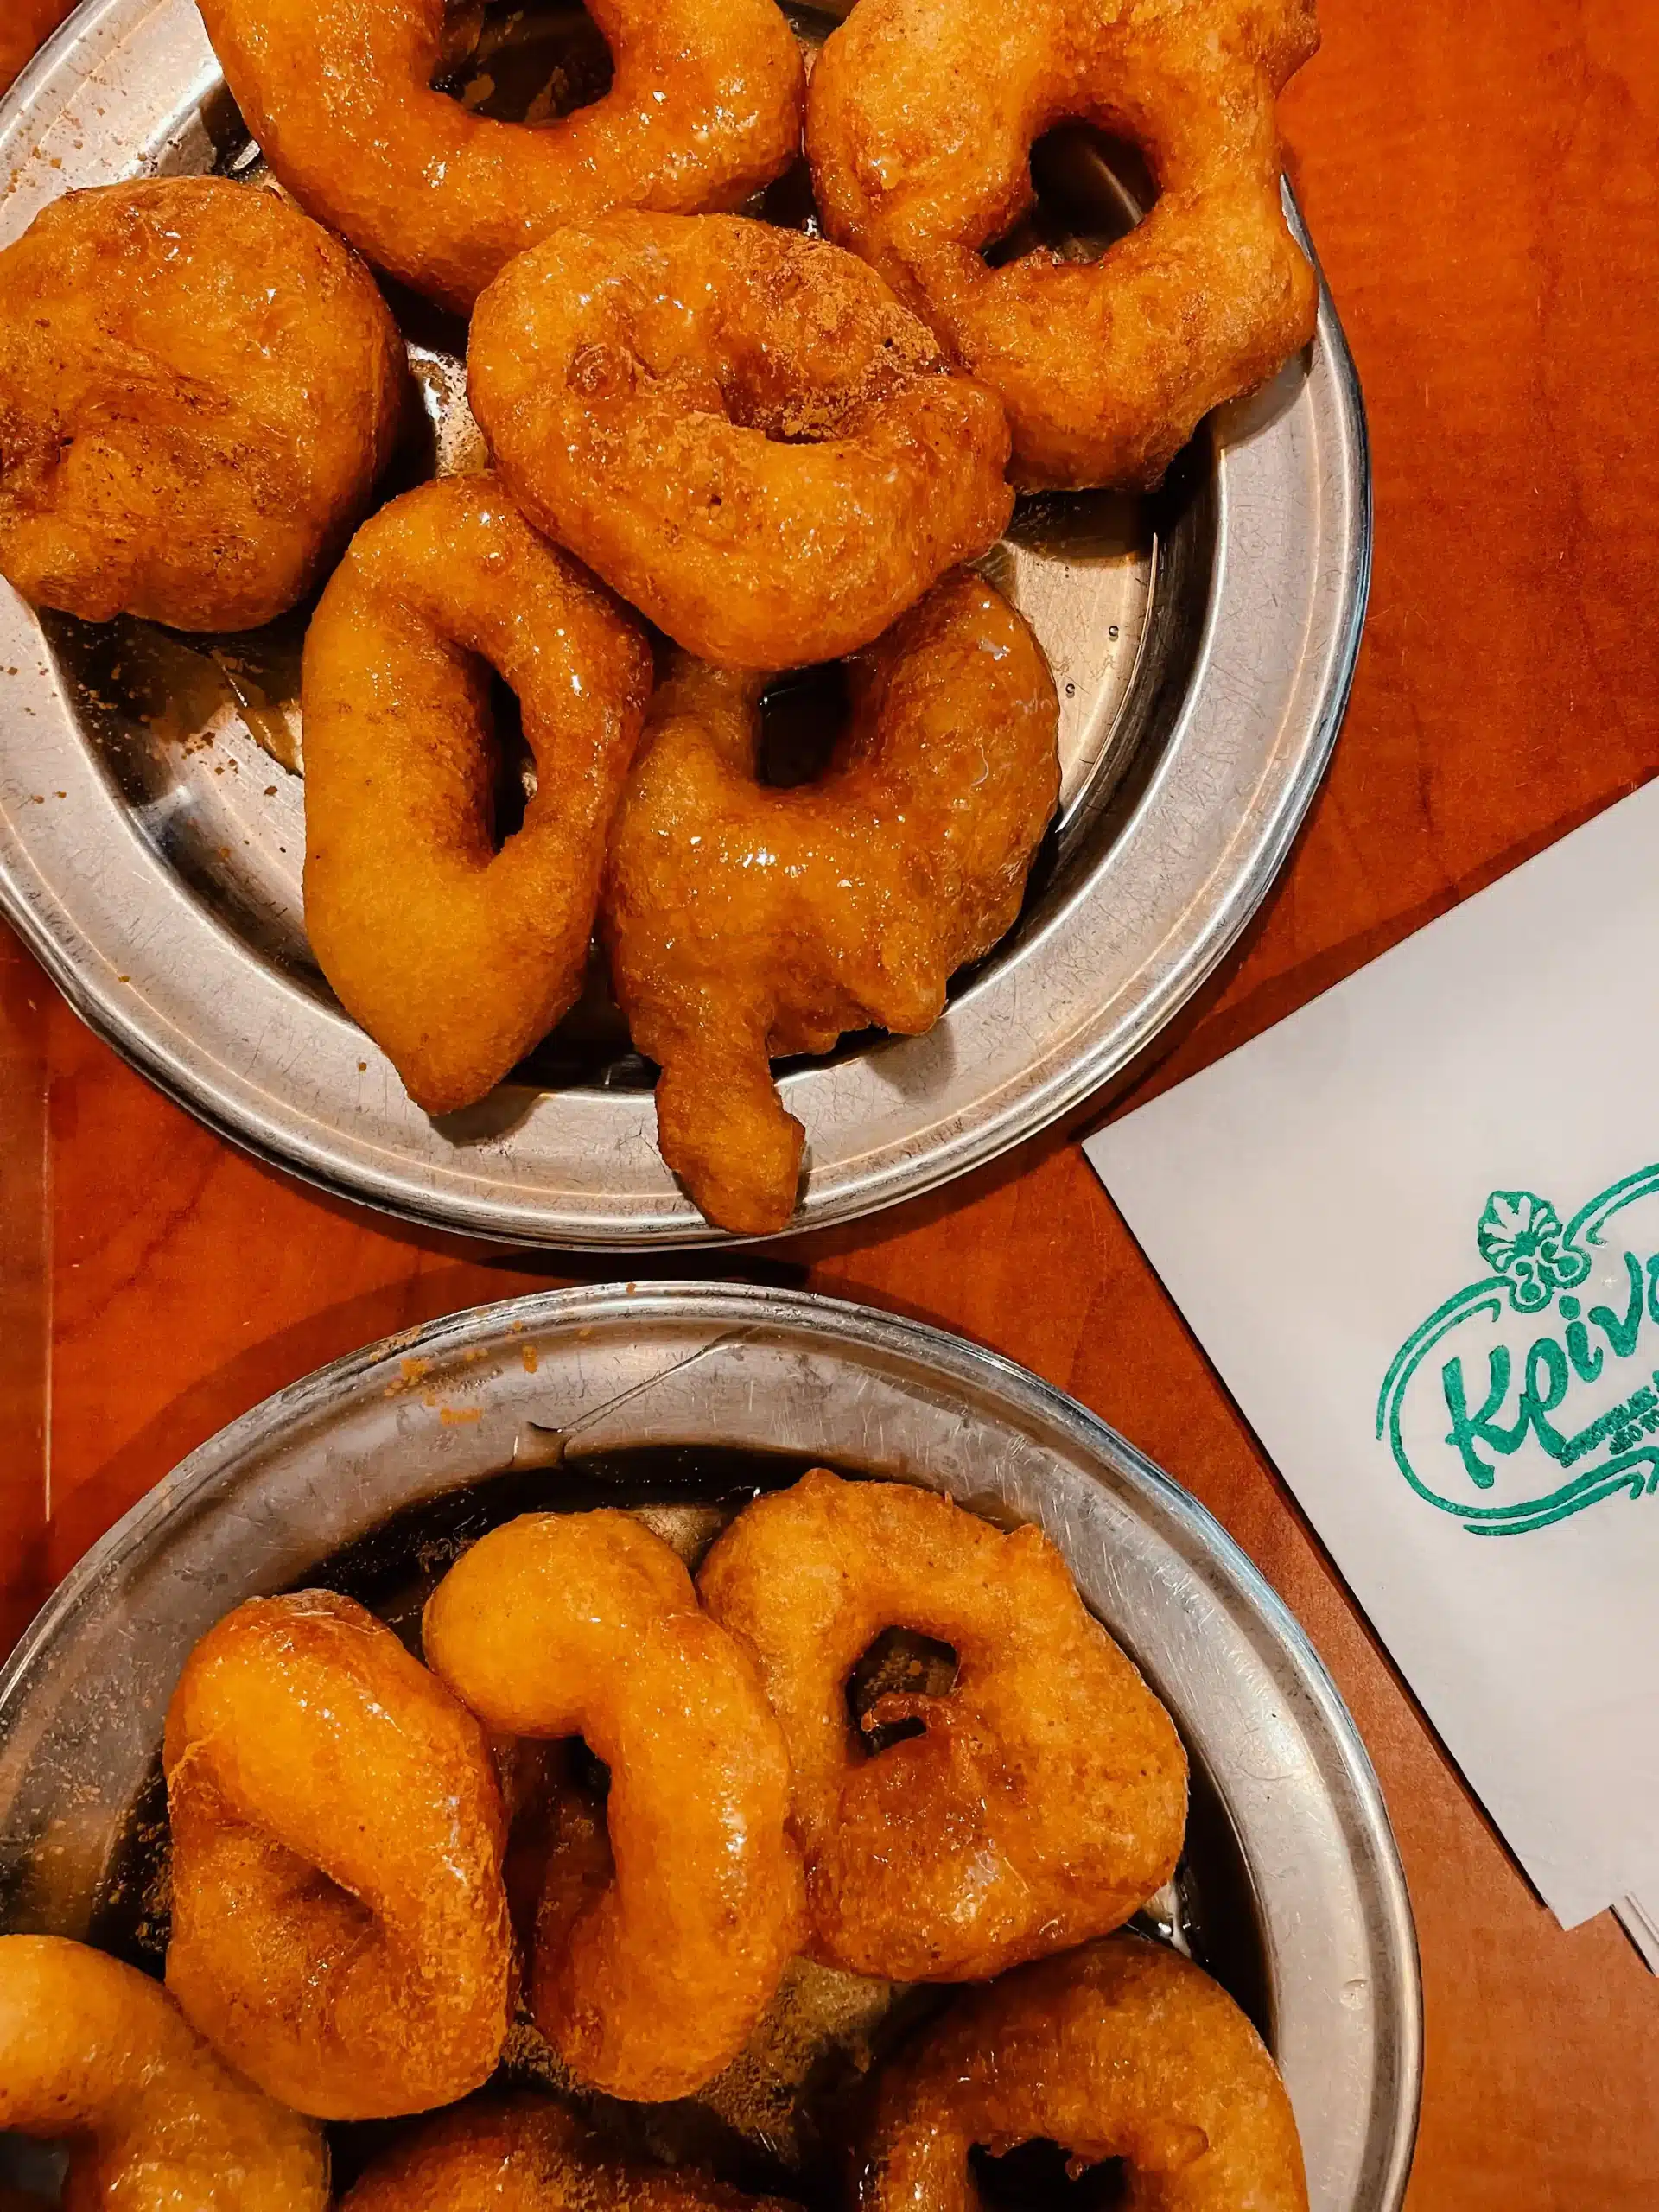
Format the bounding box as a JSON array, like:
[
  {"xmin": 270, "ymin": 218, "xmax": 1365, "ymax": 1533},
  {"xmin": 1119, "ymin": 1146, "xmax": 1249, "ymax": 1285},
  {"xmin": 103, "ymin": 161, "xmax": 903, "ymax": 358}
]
[
  {"xmin": 0, "ymin": 178, "xmax": 404, "ymax": 630},
  {"xmin": 807, "ymin": 0, "xmax": 1320, "ymax": 490},
  {"xmin": 340, "ymin": 2094, "xmax": 798, "ymax": 2211},
  {"xmin": 301, "ymin": 474, "xmax": 652, "ymax": 1116},
  {"xmin": 0, "ymin": 1936, "xmax": 329, "ymax": 2212},
  {"xmin": 467, "ymin": 213, "xmax": 1015, "ymax": 669},
  {"xmin": 601, "ymin": 569, "xmax": 1059, "ymax": 1235},
  {"xmin": 698, "ymin": 1471, "xmax": 1187, "ymax": 1980},
  {"xmin": 194, "ymin": 0, "xmax": 805, "ymax": 313},
  {"xmin": 163, "ymin": 1591, "xmax": 512, "ymax": 2120},
  {"xmin": 860, "ymin": 1936, "xmax": 1308, "ymax": 2211},
  {"xmin": 422, "ymin": 1510, "xmax": 804, "ymax": 2102}
]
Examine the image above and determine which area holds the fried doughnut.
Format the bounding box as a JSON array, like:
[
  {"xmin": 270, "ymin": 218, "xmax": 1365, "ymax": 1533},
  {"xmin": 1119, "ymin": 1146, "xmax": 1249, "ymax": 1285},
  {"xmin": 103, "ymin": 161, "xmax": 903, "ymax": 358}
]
[
  {"xmin": 807, "ymin": 0, "xmax": 1320, "ymax": 490},
  {"xmin": 0, "ymin": 1936, "xmax": 328, "ymax": 2212},
  {"xmin": 341, "ymin": 2094, "xmax": 798, "ymax": 2211},
  {"xmin": 422, "ymin": 1510, "xmax": 804, "ymax": 2101},
  {"xmin": 163, "ymin": 1590, "xmax": 512, "ymax": 2120},
  {"xmin": 301, "ymin": 474, "xmax": 652, "ymax": 1116},
  {"xmin": 860, "ymin": 1936, "xmax": 1308, "ymax": 2210},
  {"xmin": 194, "ymin": 0, "xmax": 804, "ymax": 315},
  {"xmin": 0, "ymin": 178, "xmax": 404, "ymax": 630},
  {"xmin": 467, "ymin": 213, "xmax": 1014, "ymax": 669},
  {"xmin": 0, "ymin": 0, "xmax": 75, "ymax": 95},
  {"xmin": 602, "ymin": 569, "xmax": 1059, "ymax": 1235},
  {"xmin": 699, "ymin": 1471, "xmax": 1187, "ymax": 1980}
]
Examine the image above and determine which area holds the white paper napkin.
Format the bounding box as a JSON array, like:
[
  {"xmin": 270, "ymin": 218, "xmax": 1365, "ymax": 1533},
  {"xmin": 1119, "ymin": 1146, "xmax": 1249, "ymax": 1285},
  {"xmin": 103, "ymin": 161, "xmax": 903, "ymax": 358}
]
[{"xmin": 1087, "ymin": 777, "xmax": 1659, "ymax": 1942}]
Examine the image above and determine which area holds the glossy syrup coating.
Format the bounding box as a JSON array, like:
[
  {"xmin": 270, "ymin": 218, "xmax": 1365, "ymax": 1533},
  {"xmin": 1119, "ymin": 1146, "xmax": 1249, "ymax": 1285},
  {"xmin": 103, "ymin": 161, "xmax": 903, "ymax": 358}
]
[
  {"xmin": 194, "ymin": 0, "xmax": 804, "ymax": 313},
  {"xmin": 699, "ymin": 1471, "xmax": 1188, "ymax": 1981},
  {"xmin": 422, "ymin": 1510, "xmax": 805, "ymax": 2103},
  {"xmin": 602, "ymin": 570, "xmax": 1059, "ymax": 1236},
  {"xmin": 0, "ymin": 1935, "xmax": 328, "ymax": 2212},
  {"xmin": 301, "ymin": 474, "xmax": 652, "ymax": 1116},
  {"xmin": 163, "ymin": 1591, "xmax": 513, "ymax": 2120},
  {"xmin": 0, "ymin": 0, "xmax": 75, "ymax": 94},
  {"xmin": 860, "ymin": 1936, "xmax": 1308, "ymax": 2211},
  {"xmin": 807, "ymin": 0, "xmax": 1320, "ymax": 490},
  {"xmin": 341, "ymin": 2094, "xmax": 800, "ymax": 2211},
  {"xmin": 0, "ymin": 177, "xmax": 404, "ymax": 629},
  {"xmin": 468, "ymin": 213, "xmax": 1014, "ymax": 669}
]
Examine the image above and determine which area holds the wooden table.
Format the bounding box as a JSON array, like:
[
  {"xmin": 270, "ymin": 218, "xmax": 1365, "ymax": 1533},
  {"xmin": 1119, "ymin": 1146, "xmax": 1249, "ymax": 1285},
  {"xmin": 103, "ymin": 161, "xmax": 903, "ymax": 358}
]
[
  {"xmin": 0, "ymin": 3, "xmax": 77, "ymax": 99},
  {"xmin": 3, "ymin": 0, "xmax": 1657, "ymax": 2202}
]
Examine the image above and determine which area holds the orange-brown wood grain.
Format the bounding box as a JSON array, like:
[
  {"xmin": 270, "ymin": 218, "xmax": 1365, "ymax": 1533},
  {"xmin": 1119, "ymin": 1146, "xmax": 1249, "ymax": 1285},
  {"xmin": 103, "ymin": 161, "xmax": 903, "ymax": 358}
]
[
  {"xmin": 0, "ymin": 928, "xmax": 47, "ymax": 1656},
  {"xmin": 1, "ymin": 0, "xmax": 1656, "ymax": 2203},
  {"xmin": 0, "ymin": 0, "xmax": 77, "ymax": 96}
]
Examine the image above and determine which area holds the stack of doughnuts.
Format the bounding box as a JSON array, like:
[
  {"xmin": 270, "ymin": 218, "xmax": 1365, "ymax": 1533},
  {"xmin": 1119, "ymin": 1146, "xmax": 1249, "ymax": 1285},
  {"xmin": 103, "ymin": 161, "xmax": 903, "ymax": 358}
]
[
  {"xmin": 0, "ymin": 0, "xmax": 1319, "ymax": 1232},
  {"xmin": 2, "ymin": 1471, "xmax": 1310, "ymax": 2209},
  {"xmin": 0, "ymin": 11, "xmax": 1327, "ymax": 2197}
]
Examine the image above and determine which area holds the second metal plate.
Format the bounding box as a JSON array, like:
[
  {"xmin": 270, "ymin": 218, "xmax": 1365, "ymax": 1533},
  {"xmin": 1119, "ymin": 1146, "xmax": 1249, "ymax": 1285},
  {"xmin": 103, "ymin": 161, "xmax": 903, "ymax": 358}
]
[{"xmin": 0, "ymin": 1284, "xmax": 1418, "ymax": 2207}]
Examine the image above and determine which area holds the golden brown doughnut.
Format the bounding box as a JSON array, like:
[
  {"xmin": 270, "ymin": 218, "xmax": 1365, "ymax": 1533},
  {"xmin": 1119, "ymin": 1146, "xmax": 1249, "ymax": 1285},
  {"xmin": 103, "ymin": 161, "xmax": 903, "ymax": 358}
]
[
  {"xmin": 163, "ymin": 1590, "xmax": 512, "ymax": 2120},
  {"xmin": 194, "ymin": 0, "xmax": 804, "ymax": 314},
  {"xmin": 860, "ymin": 1936, "xmax": 1308, "ymax": 2211},
  {"xmin": 0, "ymin": 0, "xmax": 75, "ymax": 95},
  {"xmin": 301, "ymin": 474, "xmax": 652, "ymax": 1116},
  {"xmin": 0, "ymin": 1935, "xmax": 328, "ymax": 2212},
  {"xmin": 467, "ymin": 213, "xmax": 1014, "ymax": 669},
  {"xmin": 807, "ymin": 0, "xmax": 1319, "ymax": 490},
  {"xmin": 699, "ymin": 1471, "xmax": 1187, "ymax": 1980},
  {"xmin": 422, "ymin": 1510, "xmax": 804, "ymax": 2101},
  {"xmin": 601, "ymin": 569, "xmax": 1059, "ymax": 1236},
  {"xmin": 340, "ymin": 2094, "xmax": 798, "ymax": 2211},
  {"xmin": 0, "ymin": 178, "xmax": 404, "ymax": 630}
]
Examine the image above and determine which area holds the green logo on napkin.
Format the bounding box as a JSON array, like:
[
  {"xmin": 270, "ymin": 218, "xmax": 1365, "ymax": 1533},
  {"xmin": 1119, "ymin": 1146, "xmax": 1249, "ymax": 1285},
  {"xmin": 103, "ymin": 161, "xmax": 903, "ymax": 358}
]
[{"xmin": 1378, "ymin": 1167, "xmax": 1659, "ymax": 1535}]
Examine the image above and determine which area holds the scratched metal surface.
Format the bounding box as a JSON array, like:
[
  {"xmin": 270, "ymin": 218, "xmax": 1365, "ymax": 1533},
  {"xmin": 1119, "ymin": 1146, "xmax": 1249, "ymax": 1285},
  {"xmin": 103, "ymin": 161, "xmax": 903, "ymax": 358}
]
[
  {"xmin": 0, "ymin": 1287, "xmax": 1417, "ymax": 2208},
  {"xmin": 0, "ymin": 1, "xmax": 1368, "ymax": 1245}
]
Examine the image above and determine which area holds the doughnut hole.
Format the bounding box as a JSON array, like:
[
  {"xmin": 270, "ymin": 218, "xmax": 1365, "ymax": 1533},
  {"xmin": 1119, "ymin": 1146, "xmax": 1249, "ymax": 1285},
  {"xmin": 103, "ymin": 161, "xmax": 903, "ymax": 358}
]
[
  {"xmin": 982, "ymin": 123, "xmax": 1157, "ymax": 270},
  {"xmin": 437, "ymin": 0, "xmax": 613, "ymax": 124},
  {"xmin": 0, "ymin": 2134, "xmax": 67, "ymax": 2202},
  {"xmin": 970, "ymin": 2141, "xmax": 1130, "ymax": 2209},
  {"xmin": 756, "ymin": 663, "xmax": 849, "ymax": 788},
  {"xmin": 499, "ymin": 1738, "xmax": 613, "ymax": 1961},
  {"xmin": 485, "ymin": 671, "xmax": 537, "ymax": 847},
  {"xmin": 567, "ymin": 1738, "xmax": 613, "ymax": 1796},
  {"xmin": 710, "ymin": 316, "xmax": 926, "ymax": 446},
  {"xmin": 848, "ymin": 1626, "xmax": 960, "ymax": 1755}
]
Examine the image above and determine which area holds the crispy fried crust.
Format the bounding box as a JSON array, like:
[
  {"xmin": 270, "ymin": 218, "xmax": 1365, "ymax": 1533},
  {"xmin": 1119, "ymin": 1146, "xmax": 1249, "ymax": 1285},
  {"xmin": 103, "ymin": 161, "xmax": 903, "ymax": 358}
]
[
  {"xmin": 422, "ymin": 1511, "xmax": 805, "ymax": 2102},
  {"xmin": 699, "ymin": 1472, "xmax": 1188, "ymax": 1980},
  {"xmin": 341, "ymin": 2095, "xmax": 799, "ymax": 2211},
  {"xmin": 194, "ymin": 0, "xmax": 804, "ymax": 313},
  {"xmin": 163, "ymin": 1591, "xmax": 512, "ymax": 2120},
  {"xmin": 860, "ymin": 1937, "xmax": 1308, "ymax": 2211},
  {"xmin": 469, "ymin": 213, "xmax": 1014, "ymax": 669},
  {"xmin": 301, "ymin": 474, "xmax": 652, "ymax": 1116},
  {"xmin": 0, "ymin": 1936, "xmax": 328, "ymax": 2212},
  {"xmin": 808, "ymin": 0, "xmax": 1320, "ymax": 489},
  {"xmin": 602, "ymin": 570, "xmax": 1059, "ymax": 1234},
  {"xmin": 0, "ymin": 177, "xmax": 404, "ymax": 629}
]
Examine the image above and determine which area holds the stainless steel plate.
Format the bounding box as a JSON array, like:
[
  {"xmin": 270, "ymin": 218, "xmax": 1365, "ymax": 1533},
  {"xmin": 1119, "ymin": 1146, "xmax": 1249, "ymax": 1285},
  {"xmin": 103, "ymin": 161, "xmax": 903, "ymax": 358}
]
[
  {"xmin": 0, "ymin": 2, "xmax": 1370, "ymax": 1245},
  {"xmin": 0, "ymin": 1284, "xmax": 1418, "ymax": 2209}
]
